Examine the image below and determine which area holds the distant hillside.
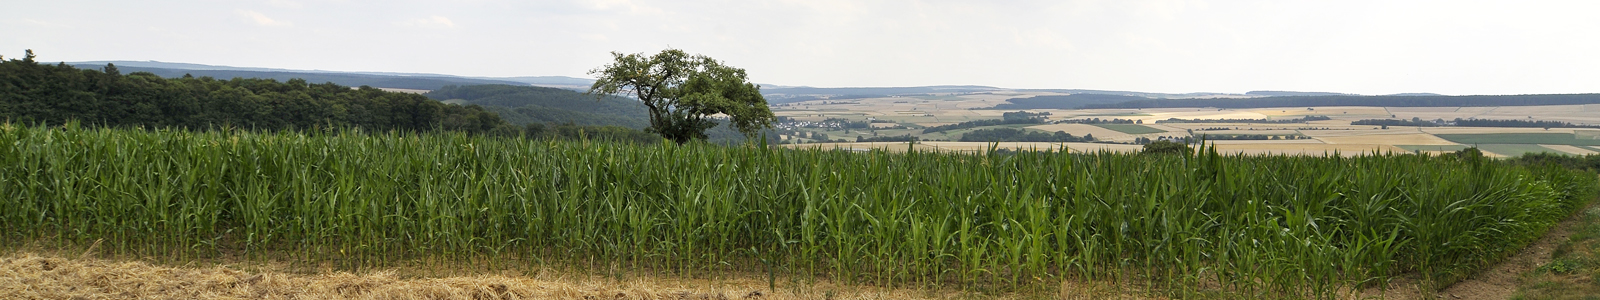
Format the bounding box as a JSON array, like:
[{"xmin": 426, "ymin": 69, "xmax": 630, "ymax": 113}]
[
  {"xmin": 1246, "ymin": 91, "xmax": 1358, "ymax": 97},
  {"xmin": 762, "ymin": 85, "xmax": 1003, "ymax": 103},
  {"xmin": 70, "ymin": 64, "xmax": 525, "ymax": 90},
  {"xmin": 425, "ymin": 85, "xmax": 649, "ymax": 129},
  {"xmin": 1019, "ymin": 89, "xmax": 1242, "ymax": 99},
  {"xmin": 1083, "ymin": 94, "xmax": 1600, "ymax": 109},
  {"xmin": 994, "ymin": 94, "xmax": 1152, "ymax": 110}
]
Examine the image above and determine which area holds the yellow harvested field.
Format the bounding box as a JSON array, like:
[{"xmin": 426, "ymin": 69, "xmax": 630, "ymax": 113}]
[
  {"xmin": 1024, "ymin": 124, "xmax": 1133, "ymax": 138},
  {"xmin": 1541, "ymin": 145, "xmax": 1599, "ymax": 155},
  {"xmin": 919, "ymin": 142, "xmax": 1143, "ymax": 153},
  {"xmin": 1207, "ymin": 140, "xmax": 1326, "ymax": 145},
  {"xmin": 1194, "ymin": 130, "xmax": 1301, "ymax": 135},
  {"xmin": 1387, "ymin": 107, "xmax": 1463, "ymax": 113},
  {"xmin": 1249, "ymin": 106, "xmax": 1391, "ymax": 117},
  {"xmin": 1421, "ymin": 127, "xmax": 1582, "ymax": 134},
  {"xmin": 1139, "ymin": 110, "xmax": 1268, "ymax": 124},
  {"xmin": 1302, "ymin": 128, "xmax": 1432, "ymax": 137},
  {"xmin": 1318, "ymin": 133, "xmax": 1459, "ymax": 145},
  {"xmin": 783, "ymin": 142, "xmax": 1142, "ymax": 153},
  {"xmin": 1209, "ymin": 143, "xmax": 1404, "ymax": 157}
]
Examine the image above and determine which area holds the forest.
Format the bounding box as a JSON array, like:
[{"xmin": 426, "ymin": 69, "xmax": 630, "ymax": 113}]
[
  {"xmin": 0, "ymin": 50, "xmax": 673, "ymax": 143},
  {"xmin": 0, "ymin": 52, "xmax": 503, "ymax": 133}
]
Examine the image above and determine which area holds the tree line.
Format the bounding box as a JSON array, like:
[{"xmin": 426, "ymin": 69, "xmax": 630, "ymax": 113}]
[
  {"xmin": 923, "ymin": 113, "xmax": 1046, "ymax": 134},
  {"xmin": 959, "ymin": 128, "xmax": 1095, "ymax": 142},
  {"xmin": 2, "ymin": 50, "xmax": 505, "ymax": 133}
]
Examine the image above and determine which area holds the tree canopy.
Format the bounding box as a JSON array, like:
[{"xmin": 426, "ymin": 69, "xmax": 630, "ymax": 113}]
[
  {"xmin": 0, "ymin": 51, "xmax": 504, "ymax": 133},
  {"xmin": 586, "ymin": 49, "xmax": 775, "ymax": 144}
]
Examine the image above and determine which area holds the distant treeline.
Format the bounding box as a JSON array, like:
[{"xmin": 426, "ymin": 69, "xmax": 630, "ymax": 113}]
[
  {"xmin": 1, "ymin": 51, "xmax": 504, "ymax": 133},
  {"xmin": 1352, "ymin": 118, "xmax": 1599, "ymax": 128},
  {"xmin": 856, "ymin": 134, "xmax": 918, "ymax": 142},
  {"xmin": 1511, "ymin": 152, "xmax": 1600, "ymax": 172},
  {"xmin": 923, "ymin": 116, "xmax": 1045, "ymax": 134},
  {"xmin": 1056, "ymin": 118, "xmax": 1140, "ymax": 124},
  {"xmin": 1351, "ymin": 119, "xmax": 1440, "ymax": 127},
  {"xmin": 1, "ymin": 50, "xmax": 677, "ymax": 144},
  {"xmin": 1155, "ymin": 116, "xmax": 1331, "ymax": 124},
  {"xmin": 1082, "ymin": 94, "xmax": 1600, "ymax": 109},
  {"xmin": 959, "ymin": 128, "xmax": 1094, "ymax": 142},
  {"xmin": 74, "ymin": 65, "xmax": 528, "ymax": 91},
  {"xmin": 1193, "ymin": 134, "xmax": 1311, "ymax": 141}
]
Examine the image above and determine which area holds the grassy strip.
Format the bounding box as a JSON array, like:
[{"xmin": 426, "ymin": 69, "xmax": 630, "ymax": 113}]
[
  {"xmin": 1513, "ymin": 205, "xmax": 1600, "ymax": 299},
  {"xmin": 1395, "ymin": 145, "xmax": 1471, "ymax": 152},
  {"xmin": 1091, "ymin": 124, "xmax": 1166, "ymax": 134},
  {"xmin": 1436, "ymin": 133, "xmax": 1600, "ymax": 146},
  {"xmin": 1, "ymin": 123, "xmax": 1596, "ymax": 298}
]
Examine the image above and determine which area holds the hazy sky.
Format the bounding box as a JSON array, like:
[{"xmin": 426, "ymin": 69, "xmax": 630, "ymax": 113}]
[{"xmin": 5, "ymin": 0, "xmax": 1598, "ymax": 95}]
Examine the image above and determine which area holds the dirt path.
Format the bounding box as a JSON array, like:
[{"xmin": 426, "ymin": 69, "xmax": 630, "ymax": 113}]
[{"xmin": 1434, "ymin": 203, "xmax": 1595, "ymax": 300}]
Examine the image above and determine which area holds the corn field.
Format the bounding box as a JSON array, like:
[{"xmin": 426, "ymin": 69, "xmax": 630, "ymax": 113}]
[{"xmin": 1, "ymin": 123, "xmax": 1595, "ymax": 298}]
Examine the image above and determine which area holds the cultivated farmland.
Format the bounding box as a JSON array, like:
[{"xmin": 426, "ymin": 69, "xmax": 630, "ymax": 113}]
[{"xmin": 2, "ymin": 124, "xmax": 1595, "ymax": 298}]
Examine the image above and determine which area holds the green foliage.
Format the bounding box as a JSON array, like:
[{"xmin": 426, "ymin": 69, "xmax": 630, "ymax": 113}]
[
  {"xmin": 73, "ymin": 65, "xmax": 529, "ymax": 90},
  {"xmin": 587, "ymin": 49, "xmax": 775, "ymax": 144},
  {"xmin": 426, "ymin": 84, "xmax": 650, "ymax": 128},
  {"xmin": 922, "ymin": 117, "xmax": 1044, "ymax": 134},
  {"xmin": 1141, "ymin": 140, "xmax": 1192, "ymax": 155},
  {"xmin": 0, "ymin": 50, "xmax": 503, "ymax": 133},
  {"xmin": 522, "ymin": 122, "xmax": 663, "ymax": 144},
  {"xmin": 1509, "ymin": 152, "xmax": 1600, "ymax": 172},
  {"xmin": 958, "ymin": 128, "xmax": 1093, "ymax": 142},
  {"xmin": 2, "ymin": 125, "xmax": 1597, "ymax": 297}
]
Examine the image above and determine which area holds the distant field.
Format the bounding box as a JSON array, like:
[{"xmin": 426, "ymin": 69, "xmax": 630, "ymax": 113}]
[
  {"xmin": 1477, "ymin": 144, "xmax": 1564, "ymax": 157},
  {"xmin": 1541, "ymin": 145, "xmax": 1599, "ymax": 155},
  {"xmin": 1318, "ymin": 133, "xmax": 1458, "ymax": 145},
  {"xmin": 1395, "ymin": 145, "xmax": 1471, "ymax": 152},
  {"xmin": 1435, "ymin": 133, "xmax": 1600, "ymax": 146},
  {"xmin": 1093, "ymin": 124, "xmax": 1166, "ymax": 134}
]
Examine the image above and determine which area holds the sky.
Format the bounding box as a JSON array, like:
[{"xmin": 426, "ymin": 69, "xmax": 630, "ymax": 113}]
[{"xmin": 4, "ymin": 0, "xmax": 1599, "ymax": 95}]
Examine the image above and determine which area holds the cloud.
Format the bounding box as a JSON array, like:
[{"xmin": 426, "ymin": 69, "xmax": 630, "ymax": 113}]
[
  {"xmin": 236, "ymin": 10, "xmax": 292, "ymax": 27},
  {"xmin": 397, "ymin": 16, "xmax": 456, "ymax": 28},
  {"xmin": 267, "ymin": 0, "xmax": 303, "ymax": 9}
]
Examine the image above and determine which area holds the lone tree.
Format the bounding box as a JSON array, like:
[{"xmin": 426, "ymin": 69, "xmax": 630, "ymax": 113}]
[{"xmin": 587, "ymin": 49, "xmax": 775, "ymax": 144}]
